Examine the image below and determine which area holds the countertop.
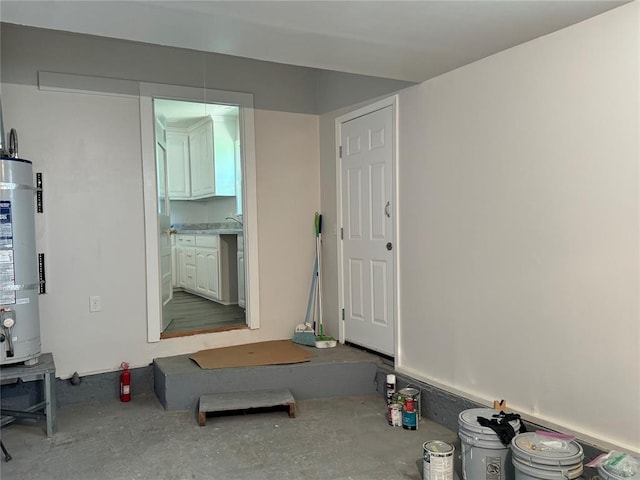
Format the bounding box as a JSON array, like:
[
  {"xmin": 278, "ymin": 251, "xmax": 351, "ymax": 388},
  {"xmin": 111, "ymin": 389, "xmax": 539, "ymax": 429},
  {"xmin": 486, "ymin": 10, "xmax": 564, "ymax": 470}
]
[
  {"xmin": 172, "ymin": 222, "xmax": 242, "ymax": 236},
  {"xmin": 176, "ymin": 228, "xmax": 242, "ymax": 235}
]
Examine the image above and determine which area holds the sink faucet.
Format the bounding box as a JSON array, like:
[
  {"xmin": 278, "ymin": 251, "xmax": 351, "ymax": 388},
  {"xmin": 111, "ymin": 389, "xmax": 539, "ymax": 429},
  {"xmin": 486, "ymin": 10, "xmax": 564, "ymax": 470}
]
[{"xmin": 225, "ymin": 216, "xmax": 243, "ymax": 226}]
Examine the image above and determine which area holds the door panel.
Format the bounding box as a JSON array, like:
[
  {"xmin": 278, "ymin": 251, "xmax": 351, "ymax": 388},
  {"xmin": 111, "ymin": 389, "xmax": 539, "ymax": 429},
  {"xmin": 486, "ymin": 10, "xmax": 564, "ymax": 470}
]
[
  {"xmin": 156, "ymin": 127, "xmax": 173, "ymax": 332},
  {"xmin": 348, "ymin": 258, "xmax": 365, "ymax": 321},
  {"xmin": 347, "ymin": 168, "xmax": 363, "ymax": 238},
  {"xmin": 371, "ymin": 163, "xmax": 386, "ymax": 240},
  {"xmin": 206, "ymin": 251, "xmax": 220, "ymax": 298},
  {"xmin": 371, "ymin": 260, "xmax": 388, "ymax": 327},
  {"xmin": 341, "ymin": 105, "xmax": 394, "ymax": 356}
]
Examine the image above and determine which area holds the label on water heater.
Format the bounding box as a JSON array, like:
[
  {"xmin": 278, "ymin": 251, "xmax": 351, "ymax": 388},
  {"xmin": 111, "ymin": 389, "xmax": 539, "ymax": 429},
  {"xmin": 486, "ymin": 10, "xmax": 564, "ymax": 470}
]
[
  {"xmin": 0, "ymin": 200, "xmax": 16, "ymax": 305},
  {"xmin": 0, "ymin": 201, "xmax": 13, "ymax": 248},
  {"xmin": 0, "ymin": 201, "xmax": 16, "ymax": 305}
]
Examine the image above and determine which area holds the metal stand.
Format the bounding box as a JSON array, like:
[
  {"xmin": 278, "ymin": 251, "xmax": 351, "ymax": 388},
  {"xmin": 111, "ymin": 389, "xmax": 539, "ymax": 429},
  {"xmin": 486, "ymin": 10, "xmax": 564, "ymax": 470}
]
[
  {"xmin": 1, "ymin": 439, "xmax": 11, "ymax": 462},
  {"xmin": 0, "ymin": 353, "xmax": 57, "ymax": 444}
]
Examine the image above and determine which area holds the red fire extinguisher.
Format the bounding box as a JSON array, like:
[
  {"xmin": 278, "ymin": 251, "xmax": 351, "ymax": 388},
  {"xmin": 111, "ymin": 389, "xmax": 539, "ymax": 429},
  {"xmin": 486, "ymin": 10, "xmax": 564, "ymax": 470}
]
[{"xmin": 120, "ymin": 362, "xmax": 131, "ymax": 402}]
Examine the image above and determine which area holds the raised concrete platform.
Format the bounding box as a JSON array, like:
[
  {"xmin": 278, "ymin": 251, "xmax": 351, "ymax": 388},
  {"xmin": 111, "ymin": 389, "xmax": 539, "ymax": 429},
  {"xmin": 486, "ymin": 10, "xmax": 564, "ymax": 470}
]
[{"xmin": 153, "ymin": 343, "xmax": 382, "ymax": 411}]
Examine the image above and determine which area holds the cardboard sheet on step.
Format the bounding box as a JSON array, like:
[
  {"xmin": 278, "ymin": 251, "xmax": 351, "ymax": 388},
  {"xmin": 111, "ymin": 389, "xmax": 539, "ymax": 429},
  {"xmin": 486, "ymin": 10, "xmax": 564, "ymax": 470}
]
[{"xmin": 190, "ymin": 340, "xmax": 315, "ymax": 369}]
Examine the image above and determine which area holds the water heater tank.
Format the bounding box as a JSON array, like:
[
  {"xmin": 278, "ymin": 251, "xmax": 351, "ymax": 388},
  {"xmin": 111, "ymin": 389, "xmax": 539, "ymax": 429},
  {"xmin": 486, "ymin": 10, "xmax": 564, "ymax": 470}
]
[{"xmin": 0, "ymin": 155, "xmax": 41, "ymax": 365}]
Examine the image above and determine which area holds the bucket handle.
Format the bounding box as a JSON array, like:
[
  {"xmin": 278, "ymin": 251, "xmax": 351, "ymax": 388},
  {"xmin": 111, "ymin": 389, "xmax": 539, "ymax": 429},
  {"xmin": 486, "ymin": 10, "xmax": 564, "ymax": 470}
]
[{"xmin": 459, "ymin": 431, "xmax": 479, "ymax": 446}]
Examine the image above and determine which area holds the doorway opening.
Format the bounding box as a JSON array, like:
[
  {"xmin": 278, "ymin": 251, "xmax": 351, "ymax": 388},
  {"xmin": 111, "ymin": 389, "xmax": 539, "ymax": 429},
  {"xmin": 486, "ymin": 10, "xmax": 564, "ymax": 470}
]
[
  {"xmin": 140, "ymin": 83, "xmax": 260, "ymax": 343},
  {"xmin": 154, "ymin": 99, "xmax": 245, "ymax": 338}
]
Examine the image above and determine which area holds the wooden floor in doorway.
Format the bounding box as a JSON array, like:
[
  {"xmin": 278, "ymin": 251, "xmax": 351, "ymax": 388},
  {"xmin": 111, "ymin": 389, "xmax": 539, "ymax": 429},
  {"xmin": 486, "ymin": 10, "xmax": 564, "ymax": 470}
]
[{"xmin": 161, "ymin": 291, "xmax": 246, "ymax": 338}]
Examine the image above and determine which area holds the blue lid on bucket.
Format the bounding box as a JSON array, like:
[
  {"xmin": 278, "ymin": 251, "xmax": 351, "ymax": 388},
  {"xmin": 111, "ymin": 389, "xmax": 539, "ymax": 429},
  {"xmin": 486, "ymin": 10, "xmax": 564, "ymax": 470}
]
[{"xmin": 511, "ymin": 432, "xmax": 583, "ymax": 467}]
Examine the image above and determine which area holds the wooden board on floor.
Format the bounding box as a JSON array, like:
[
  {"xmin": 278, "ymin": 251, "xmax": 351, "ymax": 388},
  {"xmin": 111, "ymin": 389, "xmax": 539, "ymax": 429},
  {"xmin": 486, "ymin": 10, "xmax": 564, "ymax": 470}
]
[{"xmin": 198, "ymin": 388, "xmax": 296, "ymax": 426}]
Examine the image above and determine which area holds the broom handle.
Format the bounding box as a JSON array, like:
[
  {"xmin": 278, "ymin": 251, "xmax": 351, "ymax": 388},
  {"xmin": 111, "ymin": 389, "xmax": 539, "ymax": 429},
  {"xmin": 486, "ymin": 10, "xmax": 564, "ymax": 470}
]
[
  {"xmin": 305, "ymin": 257, "xmax": 318, "ymax": 327},
  {"xmin": 315, "ymin": 212, "xmax": 324, "ymax": 337}
]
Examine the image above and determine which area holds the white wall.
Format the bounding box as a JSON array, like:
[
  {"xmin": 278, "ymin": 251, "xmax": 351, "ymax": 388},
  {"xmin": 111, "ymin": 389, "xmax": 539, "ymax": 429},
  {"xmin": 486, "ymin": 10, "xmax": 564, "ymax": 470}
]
[
  {"xmin": 170, "ymin": 197, "xmax": 237, "ymax": 224},
  {"xmin": 396, "ymin": 2, "xmax": 638, "ymax": 452},
  {"xmin": 1, "ymin": 83, "xmax": 319, "ymax": 378}
]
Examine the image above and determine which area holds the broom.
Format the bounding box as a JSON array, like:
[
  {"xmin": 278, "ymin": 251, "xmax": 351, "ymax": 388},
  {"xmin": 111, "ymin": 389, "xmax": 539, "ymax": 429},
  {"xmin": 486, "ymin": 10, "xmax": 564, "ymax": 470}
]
[
  {"xmin": 314, "ymin": 212, "xmax": 336, "ymax": 348},
  {"xmin": 292, "ymin": 256, "xmax": 318, "ymax": 347}
]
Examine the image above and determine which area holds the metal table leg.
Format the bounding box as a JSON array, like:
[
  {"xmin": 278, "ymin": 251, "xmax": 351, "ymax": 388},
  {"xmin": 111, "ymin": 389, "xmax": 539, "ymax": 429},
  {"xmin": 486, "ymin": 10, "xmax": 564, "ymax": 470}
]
[
  {"xmin": 44, "ymin": 370, "xmax": 56, "ymax": 437},
  {"xmin": 1, "ymin": 440, "xmax": 11, "ymax": 462}
]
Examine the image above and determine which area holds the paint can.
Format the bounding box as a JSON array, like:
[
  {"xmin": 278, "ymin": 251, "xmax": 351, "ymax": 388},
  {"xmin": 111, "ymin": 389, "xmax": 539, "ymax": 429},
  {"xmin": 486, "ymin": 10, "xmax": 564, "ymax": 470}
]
[
  {"xmin": 387, "ymin": 401, "xmax": 403, "ymax": 427},
  {"xmin": 423, "ymin": 440, "xmax": 455, "ymax": 480},
  {"xmin": 399, "ymin": 387, "xmax": 420, "ymax": 430},
  {"xmin": 385, "ymin": 373, "xmax": 396, "ymax": 405}
]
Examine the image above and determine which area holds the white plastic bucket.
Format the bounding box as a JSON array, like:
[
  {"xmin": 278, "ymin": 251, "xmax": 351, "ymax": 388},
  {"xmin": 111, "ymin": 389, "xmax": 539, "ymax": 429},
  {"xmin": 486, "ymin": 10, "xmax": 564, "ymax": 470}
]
[
  {"xmin": 510, "ymin": 432, "xmax": 583, "ymax": 480},
  {"xmin": 598, "ymin": 461, "xmax": 640, "ymax": 480},
  {"xmin": 458, "ymin": 408, "xmax": 522, "ymax": 480}
]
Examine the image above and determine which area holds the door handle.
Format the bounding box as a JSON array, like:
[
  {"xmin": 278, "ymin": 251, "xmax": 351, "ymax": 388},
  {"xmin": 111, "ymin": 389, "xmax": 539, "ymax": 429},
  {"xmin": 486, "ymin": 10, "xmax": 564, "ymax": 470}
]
[
  {"xmin": 386, "ymin": 242, "xmax": 393, "ymax": 251},
  {"xmin": 385, "ymin": 201, "xmax": 391, "ymax": 218}
]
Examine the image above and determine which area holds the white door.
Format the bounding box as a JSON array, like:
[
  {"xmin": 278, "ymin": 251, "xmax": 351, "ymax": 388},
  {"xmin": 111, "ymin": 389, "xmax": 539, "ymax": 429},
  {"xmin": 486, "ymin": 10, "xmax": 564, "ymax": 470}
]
[
  {"xmin": 189, "ymin": 119, "xmax": 216, "ymax": 198},
  {"xmin": 155, "ymin": 118, "xmax": 173, "ymax": 332},
  {"xmin": 341, "ymin": 105, "xmax": 394, "ymax": 356},
  {"xmin": 166, "ymin": 131, "xmax": 190, "ymax": 199}
]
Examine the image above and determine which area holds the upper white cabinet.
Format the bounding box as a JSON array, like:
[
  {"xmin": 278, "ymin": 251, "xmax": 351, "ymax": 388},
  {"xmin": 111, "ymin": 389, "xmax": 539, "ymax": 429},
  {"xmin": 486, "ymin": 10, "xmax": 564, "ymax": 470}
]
[
  {"xmin": 166, "ymin": 116, "xmax": 236, "ymax": 200},
  {"xmin": 212, "ymin": 117, "xmax": 237, "ymax": 197},
  {"xmin": 167, "ymin": 131, "xmax": 190, "ymax": 199},
  {"xmin": 189, "ymin": 119, "xmax": 215, "ymax": 198}
]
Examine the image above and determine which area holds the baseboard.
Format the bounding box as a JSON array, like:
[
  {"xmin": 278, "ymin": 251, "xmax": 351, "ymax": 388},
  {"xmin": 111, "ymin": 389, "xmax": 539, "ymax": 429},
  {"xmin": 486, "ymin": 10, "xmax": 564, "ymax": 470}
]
[
  {"xmin": 375, "ymin": 365, "xmax": 608, "ymax": 475},
  {"xmin": 1, "ymin": 365, "xmax": 154, "ymax": 408}
]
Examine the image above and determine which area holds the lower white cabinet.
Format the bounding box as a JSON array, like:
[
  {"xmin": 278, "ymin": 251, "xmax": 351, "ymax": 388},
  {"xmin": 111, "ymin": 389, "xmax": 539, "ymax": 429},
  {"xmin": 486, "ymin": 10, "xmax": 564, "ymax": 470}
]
[
  {"xmin": 196, "ymin": 247, "xmax": 219, "ymax": 299},
  {"xmin": 184, "ymin": 248, "xmax": 196, "ymax": 290},
  {"xmin": 174, "ymin": 234, "xmax": 237, "ymax": 305}
]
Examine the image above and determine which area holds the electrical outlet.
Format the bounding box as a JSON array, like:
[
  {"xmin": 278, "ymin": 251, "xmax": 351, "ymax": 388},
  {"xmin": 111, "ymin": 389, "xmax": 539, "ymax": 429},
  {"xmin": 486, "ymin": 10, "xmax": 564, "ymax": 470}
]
[{"xmin": 89, "ymin": 296, "xmax": 101, "ymax": 312}]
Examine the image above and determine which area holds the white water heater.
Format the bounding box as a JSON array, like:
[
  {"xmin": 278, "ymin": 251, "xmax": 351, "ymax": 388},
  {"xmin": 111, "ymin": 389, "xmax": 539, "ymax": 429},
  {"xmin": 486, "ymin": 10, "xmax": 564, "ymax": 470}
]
[{"xmin": 0, "ymin": 155, "xmax": 41, "ymax": 365}]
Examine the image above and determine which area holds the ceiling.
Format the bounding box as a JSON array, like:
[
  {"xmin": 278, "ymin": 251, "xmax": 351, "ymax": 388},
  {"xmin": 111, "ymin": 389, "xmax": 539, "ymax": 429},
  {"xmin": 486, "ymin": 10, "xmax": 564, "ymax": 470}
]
[{"xmin": 0, "ymin": 0, "xmax": 630, "ymax": 82}]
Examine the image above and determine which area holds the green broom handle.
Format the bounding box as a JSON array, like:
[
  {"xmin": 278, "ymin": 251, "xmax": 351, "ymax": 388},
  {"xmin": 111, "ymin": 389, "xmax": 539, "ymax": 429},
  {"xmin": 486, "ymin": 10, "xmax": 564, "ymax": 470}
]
[{"xmin": 315, "ymin": 212, "xmax": 324, "ymax": 336}]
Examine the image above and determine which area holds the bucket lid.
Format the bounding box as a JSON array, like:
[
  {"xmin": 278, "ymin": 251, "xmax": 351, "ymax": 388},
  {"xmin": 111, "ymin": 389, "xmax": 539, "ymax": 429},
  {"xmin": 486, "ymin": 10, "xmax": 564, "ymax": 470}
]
[
  {"xmin": 398, "ymin": 387, "xmax": 419, "ymax": 396},
  {"xmin": 511, "ymin": 433, "xmax": 583, "ymax": 467},
  {"xmin": 458, "ymin": 408, "xmax": 521, "ymax": 435},
  {"xmin": 598, "ymin": 462, "xmax": 640, "ymax": 480},
  {"xmin": 423, "ymin": 441, "xmax": 454, "ymax": 454},
  {"xmin": 513, "ymin": 456, "xmax": 584, "ymax": 480}
]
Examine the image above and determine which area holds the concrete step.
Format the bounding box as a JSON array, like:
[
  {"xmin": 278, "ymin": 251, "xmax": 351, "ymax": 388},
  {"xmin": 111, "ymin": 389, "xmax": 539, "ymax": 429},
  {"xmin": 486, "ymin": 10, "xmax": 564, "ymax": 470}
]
[{"xmin": 153, "ymin": 343, "xmax": 382, "ymax": 411}]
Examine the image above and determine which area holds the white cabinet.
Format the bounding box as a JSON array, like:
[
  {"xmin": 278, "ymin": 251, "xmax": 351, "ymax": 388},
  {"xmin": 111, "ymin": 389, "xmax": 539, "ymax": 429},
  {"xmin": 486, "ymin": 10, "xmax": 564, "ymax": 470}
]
[
  {"xmin": 174, "ymin": 234, "xmax": 237, "ymax": 305},
  {"xmin": 184, "ymin": 248, "xmax": 196, "ymax": 290},
  {"xmin": 195, "ymin": 235, "xmax": 220, "ymax": 299},
  {"xmin": 167, "ymin": 131, "xmax": 190, "ymax": 199},
  {"xmin": 212, "ymin": 118, "xmax": 237, "ymax": 196},
  {"xmin": 189, "ymin": 121, "xmax": 216, "ymax": 198},
  {"xmin": 166, "ymin": 117, "xmax": 235, "ymax": 200},
  {"xmin": 176, "ymin": 235, "xmax": 196, "ymax": 290}
]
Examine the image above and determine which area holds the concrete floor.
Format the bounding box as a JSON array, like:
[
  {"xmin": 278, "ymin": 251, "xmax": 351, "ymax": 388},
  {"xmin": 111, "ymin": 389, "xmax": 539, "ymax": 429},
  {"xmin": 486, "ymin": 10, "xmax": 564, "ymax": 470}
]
[{"xmin": 1, "ymin": 394, "xmax": 461, "ymax": 480}]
